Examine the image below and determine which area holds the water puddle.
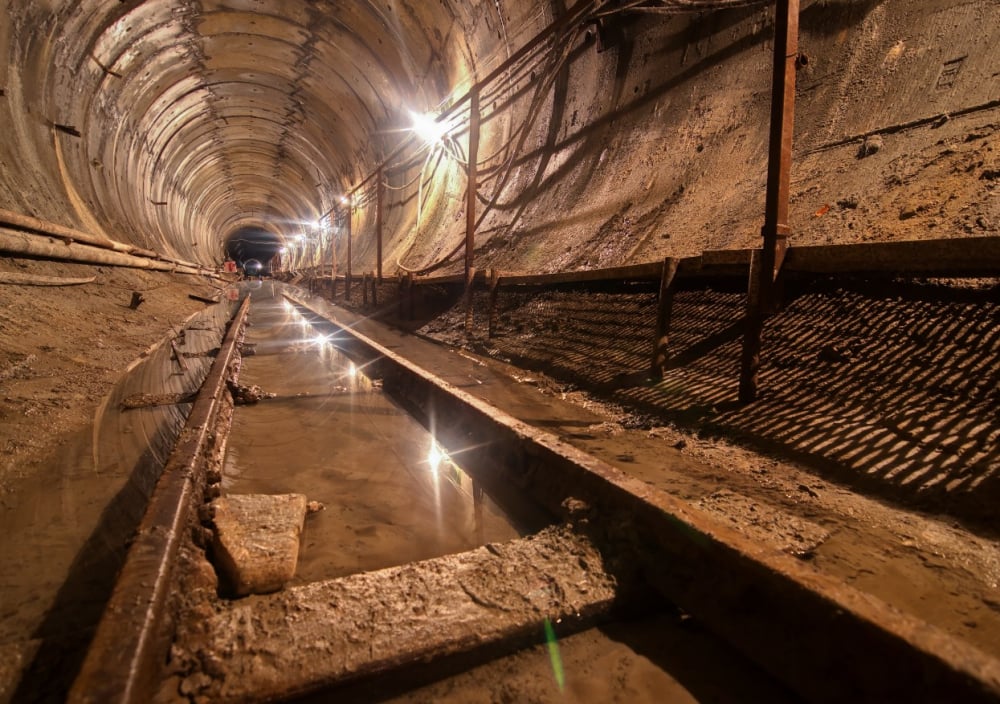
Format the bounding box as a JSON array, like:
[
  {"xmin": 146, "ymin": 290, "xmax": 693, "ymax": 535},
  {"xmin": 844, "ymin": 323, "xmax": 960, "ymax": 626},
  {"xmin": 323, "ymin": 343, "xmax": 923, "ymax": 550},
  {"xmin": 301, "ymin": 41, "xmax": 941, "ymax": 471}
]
[{"xmin": 224, "ymin": 285, "xmax": 521, "ymax": 583}]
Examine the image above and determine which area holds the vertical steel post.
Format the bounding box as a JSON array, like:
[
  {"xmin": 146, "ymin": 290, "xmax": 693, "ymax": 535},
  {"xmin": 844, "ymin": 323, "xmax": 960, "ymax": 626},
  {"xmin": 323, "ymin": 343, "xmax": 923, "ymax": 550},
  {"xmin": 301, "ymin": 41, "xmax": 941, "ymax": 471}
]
[
  {"xmin": 376, "ymin": 168, "xmax": 384, "ymax": 283},
  {"xmin": 345, "ymin": 201, "xmax": 353, "ymax": 299},
  {"xmin": 465, "ymin": 87, "xmax": 481, "ymax": 334},
  {"xmin": 330, "ymin": 215, "xmax": 338, "ymax": 296},
  {"xmin": 739, "ymin": 0, "xmax": 798, "ymax": 403},
  {"xmin": 488, "ymin": 268, "xmax": 501, "ymax": 339},
  {"xmin": 649, "ymin": 256, "xmax": 679, "ymax": 380}
]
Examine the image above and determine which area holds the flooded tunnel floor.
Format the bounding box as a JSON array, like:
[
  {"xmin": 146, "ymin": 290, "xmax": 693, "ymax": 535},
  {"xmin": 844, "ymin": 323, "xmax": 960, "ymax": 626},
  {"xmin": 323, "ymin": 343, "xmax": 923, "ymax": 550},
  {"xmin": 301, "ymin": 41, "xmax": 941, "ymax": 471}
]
[
  {"xmin": 183, "ymin": 286, "xmax": 800, "ymax": 704},
  {"xmin": 224, "ymin": 286, "xmax": 521, "ymax": 583}
]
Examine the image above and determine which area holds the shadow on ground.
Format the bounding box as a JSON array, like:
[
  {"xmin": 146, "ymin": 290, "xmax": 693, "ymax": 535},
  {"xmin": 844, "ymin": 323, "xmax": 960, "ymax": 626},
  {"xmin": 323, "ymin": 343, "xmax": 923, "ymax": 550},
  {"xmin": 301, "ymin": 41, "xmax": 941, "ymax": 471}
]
[{"xmin": 414, "ymin": 276, "xmax": 1000, "ymax": 531}]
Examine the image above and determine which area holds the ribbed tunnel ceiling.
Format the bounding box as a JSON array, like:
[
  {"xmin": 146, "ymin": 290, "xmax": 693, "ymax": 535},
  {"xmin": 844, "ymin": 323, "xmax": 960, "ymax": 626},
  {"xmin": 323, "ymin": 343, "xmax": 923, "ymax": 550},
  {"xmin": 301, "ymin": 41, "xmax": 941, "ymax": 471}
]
[
  {"xmin": 9, "ymin": 0, "xmax": 499, "ymax": 265},
  {"xmin": 4, "ymin": 1, "xmax": 995, "ymax": 274}
]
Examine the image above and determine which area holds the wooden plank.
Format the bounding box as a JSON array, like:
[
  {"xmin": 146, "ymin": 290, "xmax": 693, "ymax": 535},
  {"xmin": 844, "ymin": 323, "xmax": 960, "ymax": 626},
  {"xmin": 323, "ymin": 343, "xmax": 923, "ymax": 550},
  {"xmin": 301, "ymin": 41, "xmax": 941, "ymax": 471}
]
[
  {"xmin": 412, "ymin": 270, "xmax": 487, "ymax": 286},
  {"xmin": 409, "ymin": 238, "xmax": 998, "ymax": 295},
  {"xmin": 499, "ymin": 261, "xmax": 662, "ymax": 286}
]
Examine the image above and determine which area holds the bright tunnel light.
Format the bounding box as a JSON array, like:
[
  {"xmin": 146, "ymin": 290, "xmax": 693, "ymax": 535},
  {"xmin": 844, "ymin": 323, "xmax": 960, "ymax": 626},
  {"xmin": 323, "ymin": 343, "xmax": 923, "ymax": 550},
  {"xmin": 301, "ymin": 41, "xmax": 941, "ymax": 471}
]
[
  {"xmin": 409, "ymin": 110, "xmax": 448, "ymax": 146},
  {"xmin": 427, "ymin": 440, "xmax": 448, "ymax": 474}
]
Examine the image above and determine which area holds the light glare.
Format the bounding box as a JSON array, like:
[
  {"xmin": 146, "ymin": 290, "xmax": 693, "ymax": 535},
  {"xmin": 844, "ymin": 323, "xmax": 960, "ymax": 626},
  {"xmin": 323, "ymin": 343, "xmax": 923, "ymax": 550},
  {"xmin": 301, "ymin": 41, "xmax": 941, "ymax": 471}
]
[
  {"xmin": 427, "ymin": 441, "xmax": 448, "ymax": 473},
  {"xmin": 410, "ymin": 110, "xmax": 448, "ymax": 145}
]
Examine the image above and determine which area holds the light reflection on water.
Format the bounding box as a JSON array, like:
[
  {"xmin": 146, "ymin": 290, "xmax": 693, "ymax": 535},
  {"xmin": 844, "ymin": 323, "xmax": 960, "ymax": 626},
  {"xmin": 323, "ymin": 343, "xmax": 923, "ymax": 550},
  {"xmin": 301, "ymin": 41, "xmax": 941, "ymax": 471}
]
[{"xmin": 224, "ymin": 287, "xmax": 520, "ymax": 582}]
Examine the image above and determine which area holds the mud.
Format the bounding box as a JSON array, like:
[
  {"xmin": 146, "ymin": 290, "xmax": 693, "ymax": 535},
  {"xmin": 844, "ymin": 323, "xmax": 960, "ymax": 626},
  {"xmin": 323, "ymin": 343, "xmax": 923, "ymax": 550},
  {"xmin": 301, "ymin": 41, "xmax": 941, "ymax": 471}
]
[{"xmin": 0, "ymin": 257, "xmax": 229, "ymax": 701}]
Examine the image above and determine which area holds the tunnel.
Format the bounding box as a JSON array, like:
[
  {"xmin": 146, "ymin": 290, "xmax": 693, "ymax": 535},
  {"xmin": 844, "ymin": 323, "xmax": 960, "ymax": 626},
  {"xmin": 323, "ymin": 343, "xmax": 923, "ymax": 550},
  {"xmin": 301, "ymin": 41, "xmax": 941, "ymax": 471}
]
[
  {"xmin": 223, "ymin": 226, "xmax": 282, "ymax": 274},
  {"xmin": 1, "ymin": 1, "xmax": 999, "ymax": 702}
]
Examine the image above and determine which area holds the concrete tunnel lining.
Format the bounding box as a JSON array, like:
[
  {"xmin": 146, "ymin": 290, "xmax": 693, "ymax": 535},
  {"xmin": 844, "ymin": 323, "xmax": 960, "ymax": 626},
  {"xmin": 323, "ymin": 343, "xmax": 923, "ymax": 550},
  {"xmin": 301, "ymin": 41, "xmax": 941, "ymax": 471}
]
[
  {"xmin": 6, "ymin": 0, "xmax": 502, "ymax": 265},
  {"xmin": 1, "ymin": 0, "xmax": 999, "ymax": 701}
]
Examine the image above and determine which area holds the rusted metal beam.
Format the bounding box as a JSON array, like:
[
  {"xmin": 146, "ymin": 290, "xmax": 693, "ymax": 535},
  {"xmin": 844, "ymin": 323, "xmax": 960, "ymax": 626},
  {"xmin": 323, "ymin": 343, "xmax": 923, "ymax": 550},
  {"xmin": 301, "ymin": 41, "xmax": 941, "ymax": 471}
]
[
  {"xmin": 786, "ymin": 236, "xmax": 1000, "ymax": 275},
  {"xmin": 345, "ymin": 205, "xmax": 353, "ymax": 300},
  {"xmin": 464, "ymin": 88, "xmax": 481, "ymax": 334},
  {"xmin": 69, "ymin": 295, "xmax": 250, "ymax": 704},
  {"xmin": 739, "ymin": 0, "xmax": 798, "ymax": 403},
  {"xmin": 487, "ymin": 268, "xmax": 501, "ymax": 339},
  {"xmin": 287, "ymin": 293, "xmax": 1000, "ymax": 703},
  {"xmin": 649, "ymin": 256, "xmax": 679, "ymax": 380},
  {"xmin": 376, "ymin": 169, "xmax": 384, "ymax": 283}
]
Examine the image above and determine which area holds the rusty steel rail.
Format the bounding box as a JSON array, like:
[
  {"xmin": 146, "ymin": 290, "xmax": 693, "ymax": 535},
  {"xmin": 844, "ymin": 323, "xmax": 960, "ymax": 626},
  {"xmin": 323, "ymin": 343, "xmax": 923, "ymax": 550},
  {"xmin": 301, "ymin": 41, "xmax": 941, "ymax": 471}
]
[
  {"xmin": 309, "ymin": 236, "xmax": 1000, "ymax": 295},
  {"xmin": 69, "ymin": 295, "xmax": 251, "ymax": 704},
  {"xmin": 287, "ymin": 291, "xmax": 1000, "ymax": 703},
  {"xmin": 396, "ymin": 237, "xmax": 1000, "ymax": 291}
]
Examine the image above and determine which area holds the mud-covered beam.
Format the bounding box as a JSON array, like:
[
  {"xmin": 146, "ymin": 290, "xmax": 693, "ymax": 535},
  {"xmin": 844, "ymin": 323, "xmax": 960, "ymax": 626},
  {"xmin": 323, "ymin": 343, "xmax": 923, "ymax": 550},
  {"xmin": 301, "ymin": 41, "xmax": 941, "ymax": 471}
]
[
  {"xmin": 69, "ymin": 296, "xmax": 250, "ymax": 704},
  {"xmin": 174, "ymin": 525, "xmax": 618, "ymax": 702}
]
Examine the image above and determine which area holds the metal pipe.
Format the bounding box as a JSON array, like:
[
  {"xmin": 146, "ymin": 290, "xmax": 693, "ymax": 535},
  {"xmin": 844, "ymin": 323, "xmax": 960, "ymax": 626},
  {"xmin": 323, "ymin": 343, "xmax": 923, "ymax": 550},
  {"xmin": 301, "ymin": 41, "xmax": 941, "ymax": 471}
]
[
  {"xmin": 738, "ymin": 0, "xmax": 798, "ymax": 403},
  {"xmin": 0, "ymin": 207, "xmax": 207, "ymax": 273},
  {"xmin": 0, "ymin": 227, "xmax": 204, "ymax": 275}
]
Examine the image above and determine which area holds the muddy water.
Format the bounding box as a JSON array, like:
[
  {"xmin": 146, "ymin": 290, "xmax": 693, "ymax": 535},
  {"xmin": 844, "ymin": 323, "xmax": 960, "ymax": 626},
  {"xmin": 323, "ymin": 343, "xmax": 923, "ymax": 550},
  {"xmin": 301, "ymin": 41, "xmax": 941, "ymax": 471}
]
[
  {"xmin": 224, "ymin": 286, "xmax": 520, "ymax": 583},
  {"xmin": 0, "ymin": 301, "xmax": 232, "ymax": 700}
]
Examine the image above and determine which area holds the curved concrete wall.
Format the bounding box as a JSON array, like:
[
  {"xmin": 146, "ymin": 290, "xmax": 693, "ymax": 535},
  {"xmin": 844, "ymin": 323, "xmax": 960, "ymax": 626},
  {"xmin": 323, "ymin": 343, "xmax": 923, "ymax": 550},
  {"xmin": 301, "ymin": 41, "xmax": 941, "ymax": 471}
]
[{"xmin": 1, "ymin": 1, "xmax": 996, "ymax": 272}]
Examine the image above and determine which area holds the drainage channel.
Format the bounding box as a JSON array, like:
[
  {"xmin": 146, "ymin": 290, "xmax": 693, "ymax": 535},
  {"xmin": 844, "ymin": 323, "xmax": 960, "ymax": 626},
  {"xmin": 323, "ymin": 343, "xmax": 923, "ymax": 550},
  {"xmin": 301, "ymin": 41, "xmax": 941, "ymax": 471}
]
[
  {"xmin": 172, "ymin": 284, "xmax": 796, "ymax": 703},
  {"xmin": 224, "ymin": 286, "xmax": 527, "ymax": 583},
  {"xmin": 70, "ymin": 283, "xmax": 1000, "ymax": 703}
]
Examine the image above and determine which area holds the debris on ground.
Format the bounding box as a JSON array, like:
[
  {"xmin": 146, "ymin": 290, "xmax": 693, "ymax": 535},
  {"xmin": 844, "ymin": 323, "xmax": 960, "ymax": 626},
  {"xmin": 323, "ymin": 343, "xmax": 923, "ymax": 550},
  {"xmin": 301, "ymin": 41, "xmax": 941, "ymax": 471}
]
[{"xmin": 229, "ymin": 383, "xmax": 275, "ymax": 405}]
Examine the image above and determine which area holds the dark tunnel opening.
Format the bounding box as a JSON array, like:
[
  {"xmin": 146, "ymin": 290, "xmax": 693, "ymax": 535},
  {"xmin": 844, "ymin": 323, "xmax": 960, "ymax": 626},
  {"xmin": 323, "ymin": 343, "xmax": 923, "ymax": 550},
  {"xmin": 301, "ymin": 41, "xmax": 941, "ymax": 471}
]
[{"xmin": 224, "ymin": 226, "xmax": 283, "ymax": 273}]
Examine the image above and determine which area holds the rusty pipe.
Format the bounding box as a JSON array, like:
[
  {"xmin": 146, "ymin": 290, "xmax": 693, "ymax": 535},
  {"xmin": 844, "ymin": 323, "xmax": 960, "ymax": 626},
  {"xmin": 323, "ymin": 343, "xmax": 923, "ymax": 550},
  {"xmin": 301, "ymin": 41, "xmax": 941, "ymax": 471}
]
[
  {"xmin": 0, "ymin": 227, "xmax": 205, "ymax": 276},
  {"xmin": 0, "ymin": 207, "xmax": 209, "ymax": 273}
]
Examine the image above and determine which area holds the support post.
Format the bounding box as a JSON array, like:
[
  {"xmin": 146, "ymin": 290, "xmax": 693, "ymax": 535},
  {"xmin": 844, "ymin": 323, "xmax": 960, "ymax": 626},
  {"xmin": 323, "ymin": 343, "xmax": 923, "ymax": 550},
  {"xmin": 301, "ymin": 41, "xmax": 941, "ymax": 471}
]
[
  {"xmin": 397, "ymin": 272, "xmax": 406, "ymax": 320},
  {"xmin": 345, "ymin": 203, "xmax": 353, "ymax": 300},
  {"xmin": 649, "ymin": 257, "xmax": 678, "ymax": 380},
  {"xmin": 362, "ymin": 272, "xmax": 369, "ymax": 307},
  {"xmin": 488, "ymin": 268, "xmax": 501, "ymax": 339},
  {"xmin": 464, "ymin": 267, "xmax": 476, "ymax": 334},
  {"xmin": 464, "ymin": 88, "xmax": 481, "ymax": 334},
  {"xmin": 739, "ymin": 0, "xmax": 798, "ymax": 403},
  {"xmin": 330, "ymin": 216, "xmax": 338, "ymax": 296},
  {"xmin": 407, "ymin": 272, "xmax": 416, "ymax": 321},
  {"xmin": 376, "ymin": 168, "xmax": 384, "ymax": 283},
  {"xmin": 370, "ymin": 272, "xmax": 378, "ymax": 309}
]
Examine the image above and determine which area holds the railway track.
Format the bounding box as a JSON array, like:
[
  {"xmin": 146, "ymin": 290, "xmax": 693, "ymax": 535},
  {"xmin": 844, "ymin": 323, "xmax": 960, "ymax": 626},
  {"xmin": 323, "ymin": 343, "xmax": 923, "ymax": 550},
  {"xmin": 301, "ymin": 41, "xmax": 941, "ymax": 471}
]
[{"xmin": 67, "ymin": 283, "xmax": 1000, "ymax": 703}]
